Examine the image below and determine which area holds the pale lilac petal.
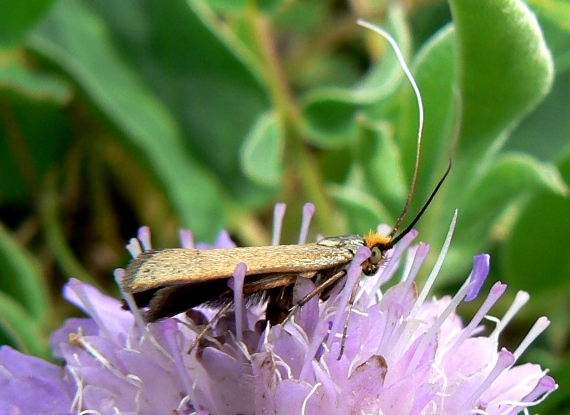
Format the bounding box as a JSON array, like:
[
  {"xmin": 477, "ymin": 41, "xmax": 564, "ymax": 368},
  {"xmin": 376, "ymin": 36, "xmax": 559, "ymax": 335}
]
[
  {"xmin": 2, "ymin": 210, "xmax": 555, "ymax": 414},
  {"xmin": 0, "ymin": 346, "xmax": 74, "ymax": 414}
]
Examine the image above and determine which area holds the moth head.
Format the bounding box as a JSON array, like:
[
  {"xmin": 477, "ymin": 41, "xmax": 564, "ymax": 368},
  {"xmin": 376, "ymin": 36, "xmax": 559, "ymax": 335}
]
[{"xmin": 362, "ymin": 231, "xmax": 392, "ymax": 276}]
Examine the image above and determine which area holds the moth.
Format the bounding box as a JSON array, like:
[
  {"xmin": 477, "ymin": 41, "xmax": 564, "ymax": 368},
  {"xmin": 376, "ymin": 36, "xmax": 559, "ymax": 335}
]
[
  {"xmin": 120, "ymin": 20, "xmax": 452, "ymax": 354},
  {"xmin": 120, "ymin": 161, "xmax": 449, "ymax": 351}
]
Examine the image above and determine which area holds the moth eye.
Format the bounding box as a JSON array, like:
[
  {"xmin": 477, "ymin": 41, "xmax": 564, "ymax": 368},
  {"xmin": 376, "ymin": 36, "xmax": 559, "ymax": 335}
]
[{"xmin": 369, "ymin": 246, "xmax": 383, "ymax": 265}]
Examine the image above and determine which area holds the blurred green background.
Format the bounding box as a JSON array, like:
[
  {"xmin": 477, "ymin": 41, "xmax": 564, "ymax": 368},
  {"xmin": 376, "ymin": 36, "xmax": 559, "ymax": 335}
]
[{"xmin": 0, "ymin": 0, "xmax": 568, "ymax": 412}]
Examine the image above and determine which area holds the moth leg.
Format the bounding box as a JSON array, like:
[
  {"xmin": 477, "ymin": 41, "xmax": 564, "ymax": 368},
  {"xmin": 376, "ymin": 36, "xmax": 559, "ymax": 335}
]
[
  {"xmin": 282, "ymin": 269, "xmax": 347, "ymax": 325},
  {"xmin": 187, "ymin": 301, "xmax": 233, "ymax": 354},
  {"xmin": 338, "ymin": 277, "xmax": 360, "ymax": 359}
]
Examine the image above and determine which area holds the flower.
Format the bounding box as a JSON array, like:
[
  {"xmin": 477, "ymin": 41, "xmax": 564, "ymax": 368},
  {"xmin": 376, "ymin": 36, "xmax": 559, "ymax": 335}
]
[{"xmin": 0, "ymin": 204, "xmax": 557, "ymax": 415}]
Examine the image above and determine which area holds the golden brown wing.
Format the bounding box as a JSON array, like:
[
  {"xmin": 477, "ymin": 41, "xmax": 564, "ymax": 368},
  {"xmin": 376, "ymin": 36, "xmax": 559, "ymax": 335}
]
[{"xmin": 122, "ymin": 243, "xmax": 356, "ymax": 293}]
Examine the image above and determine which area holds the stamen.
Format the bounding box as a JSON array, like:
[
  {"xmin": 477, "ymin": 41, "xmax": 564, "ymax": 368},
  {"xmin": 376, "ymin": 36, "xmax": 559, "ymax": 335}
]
[
  {"xmin": 228, "ymin": 263, "xmax": 247, "ymax": 343},
  {"xmin": 137, "ymin": 226, "xmax": 152, "ymax": 251},
  {"xmin": 410, "ymin": 210, "xmax": 458, "ymax": 318},
  {"xmin": 163, "ymin": 319, "xmax": 198, "ymax": 406},
  {"xmin": 75, "ymin": 335, "xmax": 139, "ymax": 387},
  {"xmin": 301, "ymin": 382, "xmax": 321, "ymax": 415},
  {"xmin": 401, "ymin": 242, "xmax": 431, "ymax": 292},
  {"xmin": 513, "ymin": 316, "xmax": 550, "ymax": 361},
  {"xmin": 215, "ymin": 230, "xmax": 236, "ymax": 248},
  {"xmin": 406, "ymin": 251, "xmax": 487, "ymax": 374},
  {"xmin": 298, "ymin": 203, "xmax": 315, "ymax": 244},
  {"xmin": 68, "ymin": 366, "xmax": 84, "ymax": 412},
  {"xmin": 179, "ymin": 229, "xmax": 194, "ymax": 249},
  {"xmin": 490, "ymin": 291, "xmax": 530, "ymax": 341},
  {"xmin": 444, "ymin": 281, "xmax": 506, "ymax": 360},
  {"xmin": 465, "ymin": 254, "xmax": 491, "ymax": 301},
  {"xmin": 461, "ymin": 349, "xmax": 515, "ymax": 411},
  {"xmin": 114, "ymin": 270, "xmax": 148, "ymax": 336},
  {"xmin": 503, "ymin": 375, "xmax": 557, "ymax": 415},
  {"xmin": 299, "ymin": 323, "xmax": 329, "ymax": 382},
  {"xmin": 126, "ymin": 238, "xmax": 142, "ymax": 258},
  {"xmin": 68, "ymin": 279, "xmax": 114, "ymax": 343},
  {"xmin": 272, "ymin": 203, "xmax": 287, "ymax": 245},
  {"xmin": 327, "ymin": 246, "xmax": 370, "ymax": 353}
]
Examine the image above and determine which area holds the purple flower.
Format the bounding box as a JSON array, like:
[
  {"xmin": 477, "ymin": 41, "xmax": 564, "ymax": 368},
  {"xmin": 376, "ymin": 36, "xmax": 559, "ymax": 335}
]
[{"xmin": 0, "ymin": 205, "xmax": 556, "ymax": 415}]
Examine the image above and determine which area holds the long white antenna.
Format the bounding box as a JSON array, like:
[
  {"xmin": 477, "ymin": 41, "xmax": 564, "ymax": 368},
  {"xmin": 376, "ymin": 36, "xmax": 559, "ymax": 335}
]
[{"xmin": 357, "ymin": 19, "xmax": 424, "ymax": 238}]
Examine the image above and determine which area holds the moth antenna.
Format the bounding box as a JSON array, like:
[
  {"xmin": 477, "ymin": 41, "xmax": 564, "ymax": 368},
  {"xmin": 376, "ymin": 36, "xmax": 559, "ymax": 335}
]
[
  {"xmin": 390, "ymin": 156, "xmax": 451, "ymax": 246},
  {"xmin": 390, "ymin": 87, "xmax": 462, "ymax": 246},
  {"xmin": 357, "ymin": 19, "xmax": 424, "ymax": 239}
]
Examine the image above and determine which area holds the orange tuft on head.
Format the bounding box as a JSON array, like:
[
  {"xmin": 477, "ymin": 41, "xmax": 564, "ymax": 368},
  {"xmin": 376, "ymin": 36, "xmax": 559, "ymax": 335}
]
[{"xmin": 363, "ymin": 230, "xmax": 391, "ymax": 248}]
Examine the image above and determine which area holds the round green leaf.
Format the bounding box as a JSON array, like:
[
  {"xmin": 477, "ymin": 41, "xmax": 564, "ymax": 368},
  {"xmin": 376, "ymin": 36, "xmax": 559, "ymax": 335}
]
[
  {"xmin": 503, "ymin": 149, "xmax": 570, "ymax": 294},
  {"xmin": 240, "ymin": 111, "xmax": 284, "ymax": 188},
  {"xmin": 301, "ymin": 5, "xmax": 411, "ymax": 148},
  {"xmin": 28, "ymin": 0, "xmax": 227, "ymax": 240},
  {"xmin": 450, "ymin": 0, "xmax": 554, "ymax": 145}
]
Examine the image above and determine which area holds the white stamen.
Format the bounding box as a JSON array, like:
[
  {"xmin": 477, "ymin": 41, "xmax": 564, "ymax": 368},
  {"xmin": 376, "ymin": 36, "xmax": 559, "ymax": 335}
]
[
  {"xmin": 410, "ymin": 210, "xmax": 457, "ymax": 318},
  {"xmin": 300, "ymin": 322, "xmax": 328, "ymax": 382},
  {"xmin": 272, "ymin": 203, "xmax": 287, "ymax": 245},
  {"xmin": 328, "ymin": 247, "xmax": 369, "ymax": 350},
  {"xmin": 137, "ymin": 226, "xmax": 152, "ymax": 251},
  {"xmin": 502, "ymin": 375, "xmax": 558, "ymax": 415},
  {"xmin": 406, "ymin": 263, "xmax": 473, "ymax": 375},
  {"xmin": 179, "ymin": 229, "xmax": 194, "ymax": 249},
  {"xmin": 76, "ymin": 335, "xmax": 140, "ymax": 387},
  {"xmin": 68, "ymin": 366, "xmax": 84, "ymax": 412},
  {"xmin": 490, "ymin": 290, "xmax": 530, "ymax": 340},
  {"xmin": 402, "ymin": 242, "xmax": 431, "ymax": 293},
  {"xmin": 401, "ymin": 244, "xmax": 419, "ymax": 283},
  {"xmin": 443, "ymin": 282, "xmax": 506, "ymax": 361},
  {"xmin": 298, "ymin": 203, "xmax": 315, "ymax": 244},
  {"xmin": 114, "ymin": 270, "xmax": 174, "ymax": 360},
  {"xmin": 126, "ymin": 238, "xmax": 143, "ymax": 258},
  {"xmin": 177, "ymin": 395, "xmax": 191, "ymax": 414},
  {"xmin": 230, "ymin": 263, "xmax": 247, "ymax": 343},
  {"xmin": 513, "ymin": 316, "xmax": 550, "ymax": 361},
  {"xmin": 164, "ymin": 320, "xmax": 198, "ymax": 403},
  {"xmin": 68, "ymin": 279, "xmax": 115, "ymax": 343},
  {"xmin": 461, "ymin": 349, "xmax": 515, "ymax": 411},
  {"xmin": 114, "ymin": 270, "xmax": 148, "ymax": 336}
]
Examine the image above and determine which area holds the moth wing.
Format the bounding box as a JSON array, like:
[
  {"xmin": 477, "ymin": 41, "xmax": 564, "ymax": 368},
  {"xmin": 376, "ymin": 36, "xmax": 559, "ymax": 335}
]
[{"xmin": 122, "ymin": 243, "xmax": 355, "ymax": 292}]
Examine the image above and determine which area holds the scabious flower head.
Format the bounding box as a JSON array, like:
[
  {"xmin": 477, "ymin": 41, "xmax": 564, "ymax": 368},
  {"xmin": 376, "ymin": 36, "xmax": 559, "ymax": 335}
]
[{"xmin": 0, "ymin": 204, "xmax": 556, "ymax": 415}]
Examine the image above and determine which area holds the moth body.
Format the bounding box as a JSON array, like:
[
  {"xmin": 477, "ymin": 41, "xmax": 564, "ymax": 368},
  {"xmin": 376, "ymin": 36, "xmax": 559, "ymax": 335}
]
[{"xmin": 121, "ymin": 234, "xmax": 390, "ymax": 323}]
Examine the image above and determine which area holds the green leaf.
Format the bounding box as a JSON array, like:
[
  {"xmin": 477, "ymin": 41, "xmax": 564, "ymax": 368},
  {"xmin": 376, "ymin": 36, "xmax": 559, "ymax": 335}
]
[
  {"xmin": 527, "ymin": 0, "xmax": 570, "ymax": 36},
  {"xmin": 458, "ymin": 153, "xmax": 568, "ymax": 251},
  {"xmin": 327, "ymin": 184, "xmax": 393, "ymax": 235},
  {"xmin": 0, "ymin": 61, "xmax": 71, "ymax": 103},
  {"xmin": 0, "ymin": 0, "xmax": 55, "ymax": 47},
  {"xmin": 0, "ymin": 222, "xmax": 50, "ymax": 323},
  {"xmin": 0, "ymin": 290, "xmax": 49, "ymax": 358},
  {"xmin": 301, "ymin": 5, "xmax": 411, "ymax": 148},
  {"xmin": 30, "ymin": 1, "xmax": 262, "ymax": 240},
  {"xmin": 502, "ymin": 148, "xmax": 570, "ymax": 295},
  {"xmin": 450, "ymin": 0, "xmax": 554, "ymax": 147},
  {"xmin": 240, "ymin": 111, "xmax": 284, "ymax": 188},
  {"xmin": 391, "ymin": 0, "xmax": 557, "ymax": 281},
  {"xmin": 354, "ymin": 116, "xmax": 407, "ymax": 213}
]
